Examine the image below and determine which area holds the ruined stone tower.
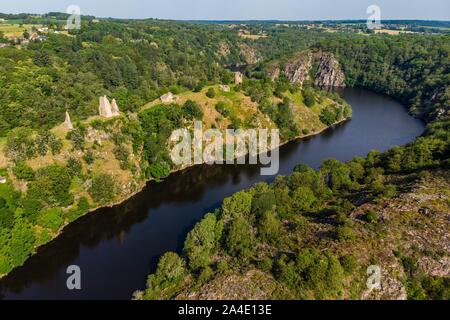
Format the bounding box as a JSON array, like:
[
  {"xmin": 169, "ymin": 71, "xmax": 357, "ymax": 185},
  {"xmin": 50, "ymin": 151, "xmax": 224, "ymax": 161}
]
[
  {"xmin": 234, "ymin": 72, "xmax": 243, "ymax": 85},
  {"xmin": 65, "ymin": 111, "xmax": 73, "ymax": 130},
  {"xmin": 99, "ymin": 96, "xmax": 120, "ymax": 118}
]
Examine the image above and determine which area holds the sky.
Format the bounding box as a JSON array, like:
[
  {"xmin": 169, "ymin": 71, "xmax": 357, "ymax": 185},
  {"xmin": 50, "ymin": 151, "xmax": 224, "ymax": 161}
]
[{"xmin": 1, "ymin": 0, "xmax": 449, "ymax": 21}]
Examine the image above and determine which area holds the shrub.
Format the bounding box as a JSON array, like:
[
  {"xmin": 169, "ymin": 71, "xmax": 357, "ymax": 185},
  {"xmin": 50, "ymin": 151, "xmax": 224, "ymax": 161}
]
[
  {"xmin": 364, "ymin": 210, "xmax": 377, "ymax": 223},
  {"xmin": 27, "ymin": 165, "xmax": 73, "ymax": 207},
  {"xmin": 335, "ymin": 225, "xmax": 355, "ymax": 242},
  {"xmin": 340, "ymin": 255, "xmax": 359, "ymax": 275},
  {"xmin": 9, "ymin": 219, "xmax": 36, "ymax": 267},
  {"xmin": 5, "ymin": 128, "xmax": 36, "ymax": 162},
  {"xmin": 257, "ymin": 257, "xmax": 274, "ymax": 273},
  {"xmin": 67, "ymin": 128, "xmax": 85, "ymax": 150},
  {"xmin": 183, "ymin": 100, "xmax": 204, "ymax": 120},
  {"xmin": 83, "ymin": 150, "xmax": 95, "ymax": 165},
  {"xmin": 258, "ymin": 211, "xmax": 281, "ymax": 243},
  {"xmin": 303, "ymin": 88, "xmax": 316, "ymax": 107},
  {"xmin": 206, "ymin": 87, "xmax": 216, "ymax": 98},
  {"xmin": 37, "ymin": 208, "xmax": 64, "ymax": 232},
  {"xmin": 0, "ymin": 198, "xmax": 14, "ymax": 229},
  {"xmin": 13, "ymin": 162, "xmax": 35, "ymax": 181},
  {"xmin": 113, "ymin": 144, "xmax": 130, "ymax": 170},
  {"xmin": 148, "ymin": 162, "xmax": 171, "ymax": 181},
  {"xmin": 67, "ymin": 156, "xmax": 82, "ymax": 177}
]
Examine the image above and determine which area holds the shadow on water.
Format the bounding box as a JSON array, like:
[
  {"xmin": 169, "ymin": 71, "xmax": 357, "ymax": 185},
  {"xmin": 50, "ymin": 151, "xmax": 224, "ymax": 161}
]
[{"xmin": 0, "ymin": 88, "xmax": 425, "ymax": 299}]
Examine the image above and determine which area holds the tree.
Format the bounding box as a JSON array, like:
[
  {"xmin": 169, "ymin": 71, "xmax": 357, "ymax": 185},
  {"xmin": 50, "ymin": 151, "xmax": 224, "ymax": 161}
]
[
  {"xmin": 225, "ymin": 215, "xmax": 253, "ymax": 263},
  {"xmin": 303, "ymin": 87, "xmax": 316, "ymax": 107},
  {"xmin": 5, "ymin": 128, "xmax": 36, "ymax": 162},
  {"xmin": 32, "ymin": 50, "xmax": 52, "ymax": 67},
  {"xmin": 143, "ymin": 252, "xmax": 186, "ymax": 300},
  {"xmin": 89, "ymin": 173, "xmax": 116, "ymax": 204},
  {"xmin": 252, "ymin": 191, "xmax": 276, "ymax": 215},
  {"xmin": 183, "ymin": 213, "xmax": 220, "ymax": 271},
  {"xmin": 291, "ymin": 187, "xmax": 316, "ymax": 212},
  {"xmin": 67, "ymin": 156, "xmax": 82, "ymax": 177},
  {"xmin": 320, "ymin": 159, "xmax": 352, "ymax": 191},
  {"xmin": 221, "ymin": 191, "xmax": 253, "ymax": 221},
  {"xmin": 258, "ymin": 210, "xmax": 281, "ymax": 243}
]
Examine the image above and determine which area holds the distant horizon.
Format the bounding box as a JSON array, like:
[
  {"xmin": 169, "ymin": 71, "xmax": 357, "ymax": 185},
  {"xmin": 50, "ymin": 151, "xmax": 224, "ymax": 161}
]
[
  {"xmin": 1, "ymin": 12, "xmax": 450, "ymax": 23},
  {"xmin": 1, "ymin": 0, "xmax": 449, "ymax": 21}
]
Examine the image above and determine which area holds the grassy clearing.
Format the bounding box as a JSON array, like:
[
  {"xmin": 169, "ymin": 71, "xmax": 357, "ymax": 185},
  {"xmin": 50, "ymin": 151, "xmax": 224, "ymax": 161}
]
[{"xmin": 0, "ymin": 23, "xmax": 39, "ymax": 37}]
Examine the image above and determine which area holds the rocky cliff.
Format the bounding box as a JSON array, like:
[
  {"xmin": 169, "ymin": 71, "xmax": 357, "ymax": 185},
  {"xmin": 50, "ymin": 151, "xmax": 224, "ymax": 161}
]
[
  {"xmin": 314, "ymin": 52, "xmax": 346, "ymax": 88},
  {"xmin": 271, "ymin": 51, "xmax": 346, "ymax": 88},
  {"xmin": 239, "ymin": 43, "xmax": 262, "ymax": 65},
  {"xmin": 283, "ymin": 52, "xmax": 313, "ymax": 84}
]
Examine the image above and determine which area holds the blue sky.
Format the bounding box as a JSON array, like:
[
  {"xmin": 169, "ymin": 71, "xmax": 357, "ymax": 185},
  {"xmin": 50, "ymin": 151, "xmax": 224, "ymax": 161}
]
[{"xmin": 1, "ymin": 0, "xmax": 449, "ymax": 20}]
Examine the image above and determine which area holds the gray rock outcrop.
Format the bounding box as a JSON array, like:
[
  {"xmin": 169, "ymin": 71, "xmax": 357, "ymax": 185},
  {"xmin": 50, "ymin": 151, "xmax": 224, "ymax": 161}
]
[
  {"xmin": 314, "ymin": 52, "xmax": 346, "ymax": 88},
  {"xmin": 284, "ymin": 52, "xmax": 313, "ymax": 85},
  {"xmin": 276, "ymin": 51, "xmax": 346, "ymax": 88}
]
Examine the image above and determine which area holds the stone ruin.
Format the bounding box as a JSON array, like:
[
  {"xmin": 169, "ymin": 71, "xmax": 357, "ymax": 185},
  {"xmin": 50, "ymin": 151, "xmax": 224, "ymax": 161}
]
[
  {"xmin": 219, "ymin": 84, "xmax": 230, "ymax": 92},
  {"xmin": 64, "ymin": 111, "xmax": 73, "ymax": 130},
  {"xmin": 99, "ymin": 95, "xmax": 120, "ymax": 118},
  {"xmin": 160, "ymin": 92, "xmax": 179, "ymax": 103},
  {"xmin": 234, "ymin": 72, "xmax": 243, "ymax": 85}
]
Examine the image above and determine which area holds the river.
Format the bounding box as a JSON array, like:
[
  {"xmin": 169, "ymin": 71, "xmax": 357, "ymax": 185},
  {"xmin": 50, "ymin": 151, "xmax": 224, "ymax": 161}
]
[{"xmin": 0, "ymin": 88, "xmax": 425, "ymax": 300}]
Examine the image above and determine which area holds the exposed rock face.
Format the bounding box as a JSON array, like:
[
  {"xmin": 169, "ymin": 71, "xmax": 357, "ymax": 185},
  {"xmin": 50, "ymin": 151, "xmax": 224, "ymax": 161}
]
[
  {"xmin": 219, "ymin": 84, "xmax": 230, "ymax": 92},
  {"xmin": 234, "ymin": 72, "xmax": 243, "ymax": 85},
  {"xmin": 314, "ymin": 52, "xmax": 346, "ymax": 88},
  {"xmin": 276, "ymin": 51, "xmax": 346, "ymax": 88},
  {"xmin": 160, "ymin": 92, "xmax": 179, "ymax": 103},
  {"xmin": 423, "ymin": 87, "xmax": 450, "ymax": 120},
  {"xmin": 267, "ymin": 66, "xmax": 280, "ymax": 81},
  {"xmin": 218, "ymin": 42, "xmax": 230, "ymax": 58},
  {"xmin": 284, "ymin": 52, "xmax": 313, "ymax": 85},
  {"xmin": 64, "ymin": 111, "xmax": 73, "ymax": 130},
  {"xmin": 239, "ymin": 43, "xmax": 261, "ymax": 65}
]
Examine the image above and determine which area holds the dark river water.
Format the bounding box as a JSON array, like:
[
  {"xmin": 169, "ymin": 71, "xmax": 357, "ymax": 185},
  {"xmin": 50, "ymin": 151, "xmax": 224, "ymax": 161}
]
[{"xmin": 0, "ymin": 88, "xmax": 425, "ymax": 300}]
